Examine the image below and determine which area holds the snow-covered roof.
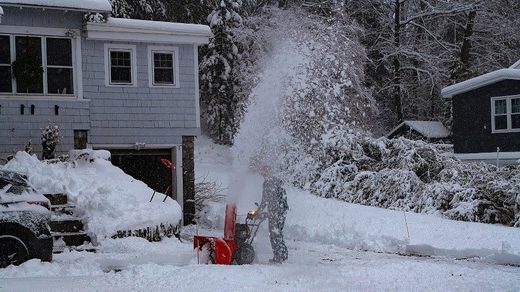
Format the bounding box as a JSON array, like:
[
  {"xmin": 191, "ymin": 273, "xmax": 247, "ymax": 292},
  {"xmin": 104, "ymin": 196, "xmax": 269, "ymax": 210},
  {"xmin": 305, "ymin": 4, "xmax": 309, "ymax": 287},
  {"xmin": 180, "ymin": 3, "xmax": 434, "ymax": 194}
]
[
  {"xmin": 85, "ymin": 17, "xmax": 211, "ymax": 45},
  {"xmin": 509, "ymin": 59, "xmax": 520, "ymax": 69},
  {"xmin": 441, "ymin": 68, "xmax": 520, "ymax": 98},
  {"xmin": 387, "ymin": 120, "xmax": 450, "ymax": 139},
  {"xmin": 0, "ymin": 0, "xmax": 112, "ymax": 12}
]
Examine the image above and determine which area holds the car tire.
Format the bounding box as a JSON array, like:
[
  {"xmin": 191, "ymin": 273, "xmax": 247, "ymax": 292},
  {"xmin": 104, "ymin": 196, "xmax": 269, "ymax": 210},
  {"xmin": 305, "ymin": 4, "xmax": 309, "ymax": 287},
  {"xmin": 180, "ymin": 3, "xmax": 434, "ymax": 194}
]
[{"xmin": 0, "ymin": 234, "xmax": 30, "ymax": 268}]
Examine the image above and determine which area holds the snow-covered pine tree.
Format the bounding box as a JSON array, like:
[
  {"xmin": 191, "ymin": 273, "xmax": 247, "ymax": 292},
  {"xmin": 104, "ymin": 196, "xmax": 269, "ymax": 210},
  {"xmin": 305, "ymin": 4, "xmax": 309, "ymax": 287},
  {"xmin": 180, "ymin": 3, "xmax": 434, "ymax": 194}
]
[
  {"xmin": 200, "ymin": 0, "xmax": 243, "ymax": 145},
  {"xmin": 109, "ymin": 0, "xmax": 166, "ymax": 20}
]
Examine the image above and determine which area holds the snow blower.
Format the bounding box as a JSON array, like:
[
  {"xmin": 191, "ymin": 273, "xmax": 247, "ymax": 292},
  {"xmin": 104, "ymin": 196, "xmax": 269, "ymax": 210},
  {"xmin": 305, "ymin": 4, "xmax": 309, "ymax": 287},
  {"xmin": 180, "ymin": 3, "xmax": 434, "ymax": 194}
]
[{"xmin": 193, "ymin": 203, "xmax": 265, "ymax": 265}]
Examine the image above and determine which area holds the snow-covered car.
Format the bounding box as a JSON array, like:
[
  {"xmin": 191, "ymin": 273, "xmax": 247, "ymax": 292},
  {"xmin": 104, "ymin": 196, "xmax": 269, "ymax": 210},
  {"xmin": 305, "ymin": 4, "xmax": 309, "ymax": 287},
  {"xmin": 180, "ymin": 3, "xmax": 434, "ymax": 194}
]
[{"xmin": 0, "ymin": 170, "xmax": 53, "ymax": 268}]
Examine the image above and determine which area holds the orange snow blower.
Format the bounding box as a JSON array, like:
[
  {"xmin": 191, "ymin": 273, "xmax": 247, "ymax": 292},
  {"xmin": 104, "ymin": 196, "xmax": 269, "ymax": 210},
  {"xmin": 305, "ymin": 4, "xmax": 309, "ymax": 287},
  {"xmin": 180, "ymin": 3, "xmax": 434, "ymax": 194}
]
[{"xmin": 193, "ymin": 203, "xmax": 264, "ymax": 265}]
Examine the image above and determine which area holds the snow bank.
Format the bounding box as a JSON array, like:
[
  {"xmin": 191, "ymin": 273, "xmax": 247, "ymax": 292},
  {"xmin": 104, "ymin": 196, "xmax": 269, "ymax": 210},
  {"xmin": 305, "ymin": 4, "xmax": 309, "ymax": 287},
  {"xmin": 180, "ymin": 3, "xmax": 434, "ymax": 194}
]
[
  {"xmin": 285, "ymin": 189, "xmax": 520, "ymax": 264},
  {"xmin": 2, "ymin": 151, "xmax": 182, "ymax": 239}
]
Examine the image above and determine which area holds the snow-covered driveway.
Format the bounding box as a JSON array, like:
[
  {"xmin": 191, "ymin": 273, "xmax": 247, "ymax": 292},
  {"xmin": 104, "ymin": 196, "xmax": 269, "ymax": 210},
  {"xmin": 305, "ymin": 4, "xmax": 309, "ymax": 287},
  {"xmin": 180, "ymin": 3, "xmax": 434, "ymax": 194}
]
[
  {"xmin": 1, "ymin": 183, "xmax": 519, "ymax": 291},
  {"xmin": 1, "ymin": 237, "xmax": 519, "ymax": 291}
]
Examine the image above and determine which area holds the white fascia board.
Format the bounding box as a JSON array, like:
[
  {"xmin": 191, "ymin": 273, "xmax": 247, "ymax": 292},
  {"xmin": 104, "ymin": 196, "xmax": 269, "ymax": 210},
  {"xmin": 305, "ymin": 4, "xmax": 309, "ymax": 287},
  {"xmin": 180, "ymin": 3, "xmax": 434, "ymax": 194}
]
[
  {"xmin": 85, "ymin": 21, "xmax": 211, "ymax": 45},
  {"xmin": 441, "ymin": 69, "xmax": 520, "ymax": 99},
  {"xmin": 0, "ymin": 0, "xmax": 112, "ymax": 12},
  {"xmin": 85, "ymin": 30, "xmax": 210, "ymax": 45},
  {"xmin": 0, "ymin": 25, "xmax": 79, "ymax": 36},
  {"xmin": 91, "ymin": 144, "xmax": 180, "ymax": 149},
  {"xmin": 455, "ymin": 151, "xmax": 520, "ymax": 160}
]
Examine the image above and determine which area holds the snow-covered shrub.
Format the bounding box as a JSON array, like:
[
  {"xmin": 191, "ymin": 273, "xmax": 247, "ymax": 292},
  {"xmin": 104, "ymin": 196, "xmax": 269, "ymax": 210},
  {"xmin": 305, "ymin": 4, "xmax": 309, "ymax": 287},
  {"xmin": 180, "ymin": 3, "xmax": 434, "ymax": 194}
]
[
  {"xmin": 283, "ymin": 129, "xmax": 520, "ymax": 227},
  {"xmin": 194, "ymin": 177, "xmax": 226, "ymax": 227},
  {"xmin": 41, "ymin": 122, "xmax": 60, "ymax": 160}
]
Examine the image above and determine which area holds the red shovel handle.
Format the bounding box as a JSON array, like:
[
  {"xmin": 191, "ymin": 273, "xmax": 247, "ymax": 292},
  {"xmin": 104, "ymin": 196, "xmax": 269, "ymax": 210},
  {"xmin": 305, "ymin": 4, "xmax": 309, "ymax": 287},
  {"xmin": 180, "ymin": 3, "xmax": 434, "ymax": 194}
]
[{"xmin": 160, "ymin": 158, "xmax": 175, "ymax": 170}]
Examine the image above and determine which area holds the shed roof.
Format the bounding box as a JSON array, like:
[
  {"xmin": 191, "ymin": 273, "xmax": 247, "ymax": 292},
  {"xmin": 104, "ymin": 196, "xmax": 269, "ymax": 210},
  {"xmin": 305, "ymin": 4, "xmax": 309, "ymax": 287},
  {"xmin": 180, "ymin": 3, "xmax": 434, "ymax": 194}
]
[
  {"xmin": 442, "ymin": 60, "xmax": 520, "ymax": 99},
  {"xmin": 387, "ymin": 120, "xmax": 450, "ymax": 139},
  {"xmin": 509, "ymin": 59, "xmax": 520, "ymax": 69},
  {"xmin": 0, "ymin": 0, "xmax": 112, "ymax": 12}
]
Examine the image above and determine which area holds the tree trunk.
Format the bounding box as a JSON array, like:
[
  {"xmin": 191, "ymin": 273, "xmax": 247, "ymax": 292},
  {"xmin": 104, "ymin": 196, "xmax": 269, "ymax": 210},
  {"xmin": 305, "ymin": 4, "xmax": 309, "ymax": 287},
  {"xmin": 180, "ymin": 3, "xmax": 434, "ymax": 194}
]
[
  {"xmin": 393, "ymin": 0, "xmax": 403, "ymax": 123},
  {"xmin": 451, "ymin": 10, "xmax": 476, "ymax": 81}
]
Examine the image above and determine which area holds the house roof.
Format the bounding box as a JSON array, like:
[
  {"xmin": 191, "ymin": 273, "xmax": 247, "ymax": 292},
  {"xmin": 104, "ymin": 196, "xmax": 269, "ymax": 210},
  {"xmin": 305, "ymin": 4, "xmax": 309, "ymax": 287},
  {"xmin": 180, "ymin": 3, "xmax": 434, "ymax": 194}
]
[
  {"xmin": 387, "ymin": 120, "xmax": 450, "ymax": 139},
  {"xmin": 510, "ymin": 59, "xmax": 520, "ymax": 69},
  {"xmin": 0, "ymin": 0, "xmax": 112, "ymax": 12},
  {"xmin": 441, "ymin": 67, "xmax": 520, "ymax": 99},
  {"xmin": 85, "ymin": 17, "xmax": 212, "ymax": 45}
]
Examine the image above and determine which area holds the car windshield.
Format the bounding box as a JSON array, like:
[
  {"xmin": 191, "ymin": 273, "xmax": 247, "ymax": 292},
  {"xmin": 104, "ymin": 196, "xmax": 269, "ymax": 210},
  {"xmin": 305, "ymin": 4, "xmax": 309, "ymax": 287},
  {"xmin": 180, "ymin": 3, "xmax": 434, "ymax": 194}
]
[{"xmin": 0, "ymin": 170, "xmax": 30, "ymax": 194}]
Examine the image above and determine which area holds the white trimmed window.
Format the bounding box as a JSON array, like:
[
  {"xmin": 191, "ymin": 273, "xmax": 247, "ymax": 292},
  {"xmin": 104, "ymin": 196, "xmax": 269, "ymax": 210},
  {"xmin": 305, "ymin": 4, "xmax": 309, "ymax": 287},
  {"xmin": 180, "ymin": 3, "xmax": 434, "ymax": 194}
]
[
  {"xmin": 105, "ymin": 44, "xmax": 137, "ymax": 86},
  {"xmin": 148, "ymin": 46, "xmax": 179, "ymax": 87},
  {"xmin": 491, "ymin": 96, "xmax": 520, "ymax": 132},
  {"xmin": 0, "ymin": 34, "xmax": 75, "ymax": 95}
]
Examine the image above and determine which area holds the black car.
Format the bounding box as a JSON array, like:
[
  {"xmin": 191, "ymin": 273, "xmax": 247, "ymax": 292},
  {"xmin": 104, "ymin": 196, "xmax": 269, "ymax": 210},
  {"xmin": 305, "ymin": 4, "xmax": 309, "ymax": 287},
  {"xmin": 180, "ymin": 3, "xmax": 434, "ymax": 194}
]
[{"xmin": 0, "ymin": 169, "xmax": 53, "ymax": 268}]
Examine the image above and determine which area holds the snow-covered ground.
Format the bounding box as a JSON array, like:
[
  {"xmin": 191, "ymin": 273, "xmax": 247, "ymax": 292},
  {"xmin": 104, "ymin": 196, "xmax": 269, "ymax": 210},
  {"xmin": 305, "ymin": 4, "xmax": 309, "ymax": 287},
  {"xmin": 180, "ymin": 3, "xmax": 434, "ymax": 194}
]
[{"xmin": 2, "ymin": 137, "xmax": 519, "ymax": 291}]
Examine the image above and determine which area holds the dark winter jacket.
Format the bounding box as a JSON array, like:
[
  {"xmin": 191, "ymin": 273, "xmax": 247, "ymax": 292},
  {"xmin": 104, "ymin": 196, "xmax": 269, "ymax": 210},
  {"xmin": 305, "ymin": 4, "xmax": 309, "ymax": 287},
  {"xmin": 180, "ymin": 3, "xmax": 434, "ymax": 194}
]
[{"xmin": 260, "ymin": 177, "xmax": 289, "ymax": 218}]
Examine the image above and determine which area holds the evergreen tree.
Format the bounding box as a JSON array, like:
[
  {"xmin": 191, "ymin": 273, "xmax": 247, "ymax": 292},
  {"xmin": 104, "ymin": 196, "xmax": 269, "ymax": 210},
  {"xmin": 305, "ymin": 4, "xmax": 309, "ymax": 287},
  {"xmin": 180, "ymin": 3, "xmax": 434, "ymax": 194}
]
[
  {"xmin": 200, "ymin": 0, "xmax": 243, "ymax": 145},
  {"xmin": 109, "ymin": 0, "xmax": 165, "ymax": 20}
]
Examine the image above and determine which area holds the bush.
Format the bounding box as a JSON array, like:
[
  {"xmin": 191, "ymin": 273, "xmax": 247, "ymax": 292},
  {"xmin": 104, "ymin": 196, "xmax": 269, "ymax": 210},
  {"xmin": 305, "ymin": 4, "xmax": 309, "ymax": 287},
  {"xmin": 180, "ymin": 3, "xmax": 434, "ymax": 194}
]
[{"xmin": 283, "ymin": 128, "xmax": 520, "ymax": 227}]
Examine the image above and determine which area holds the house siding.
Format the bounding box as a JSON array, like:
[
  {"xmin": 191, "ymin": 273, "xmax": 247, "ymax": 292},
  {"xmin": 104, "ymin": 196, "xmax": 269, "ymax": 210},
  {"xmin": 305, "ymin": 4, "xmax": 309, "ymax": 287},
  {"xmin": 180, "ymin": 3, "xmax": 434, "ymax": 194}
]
[
  {"xmin": 0, "ymin": 100, "xmax": 90, "ymax": 158},
  {"xmin": 0, "ymin": 7, "xmax": 82, "ymax": 29},
  {"xmin": 0, "ymin": 7, "xmax": 88, "ymax": 158},
  {"xmin": 82, "ymin": 40, "xmax": 199, "ymax": 146},
  {"xmin": 452, "ymin": 79, "xmax": 520, "ymax": 153}
]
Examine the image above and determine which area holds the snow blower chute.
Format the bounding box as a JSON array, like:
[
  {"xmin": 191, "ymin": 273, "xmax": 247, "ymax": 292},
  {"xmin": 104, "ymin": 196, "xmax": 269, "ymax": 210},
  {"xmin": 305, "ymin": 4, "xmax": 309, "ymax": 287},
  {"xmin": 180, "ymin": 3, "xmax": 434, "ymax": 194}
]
[{"xmin": 193, "ymin": 203, "xmax": 265, "ymax": 265}]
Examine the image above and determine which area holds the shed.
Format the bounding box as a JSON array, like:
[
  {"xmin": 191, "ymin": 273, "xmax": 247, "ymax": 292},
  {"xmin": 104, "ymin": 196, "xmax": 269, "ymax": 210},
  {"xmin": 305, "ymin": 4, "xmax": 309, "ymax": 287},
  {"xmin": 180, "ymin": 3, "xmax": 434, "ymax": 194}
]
[{"xmin": 387, "ymin": 120, "xmax": 450, "ymax": 142}]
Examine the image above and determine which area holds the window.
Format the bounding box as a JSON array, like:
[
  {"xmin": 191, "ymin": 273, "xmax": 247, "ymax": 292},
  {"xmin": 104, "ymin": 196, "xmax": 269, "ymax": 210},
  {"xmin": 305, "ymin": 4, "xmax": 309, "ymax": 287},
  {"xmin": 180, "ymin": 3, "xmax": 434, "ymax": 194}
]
[
  {"xmin": 0, "ymin": 35, "xmax": 11, "ymax": 93},
  {"xmin": 0, "ymin": 35, "xmax": 75, "ymax": 96},
  {"xmin": 16, "ymin": 36, "xmax": 43, "ymax": 94},
  {"xmin": 492, "ymin": 96, "xmax": 520, "ymax": 132},
  {"xmin": 74, "ymin": 130, "xmax": 88, "ymax": 149},
  {"xmin": 105, "ymin": 44, "xmax": 136, "ymax": 86},
  {"xmin": 47, "ymin": 38, "xmax": 73, "ymax": 94},
  {"xmin": 512, "ymin": 98, "xmax": 520, "ymax": 129},
  {"xmin": 148, "ymin": 46, "xmax": 178, "ymax": 87}
]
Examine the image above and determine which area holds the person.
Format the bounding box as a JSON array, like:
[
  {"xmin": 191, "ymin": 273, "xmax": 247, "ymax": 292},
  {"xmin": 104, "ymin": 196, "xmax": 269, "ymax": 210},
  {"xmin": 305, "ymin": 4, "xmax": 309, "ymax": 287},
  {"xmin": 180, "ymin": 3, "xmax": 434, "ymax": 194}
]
[{"xmin": 258, "ymin": 164, "xmax": 289, "ymax": 263}]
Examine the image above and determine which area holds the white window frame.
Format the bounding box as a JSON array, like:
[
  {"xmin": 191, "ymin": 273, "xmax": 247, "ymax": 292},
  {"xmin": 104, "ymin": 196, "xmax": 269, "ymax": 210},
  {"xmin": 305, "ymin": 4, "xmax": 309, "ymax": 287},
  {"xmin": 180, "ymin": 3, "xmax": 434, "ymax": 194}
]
[
  {"xmin": 0, "ymin": 26, "xmax": 81, "ymax": 100},
  {"xmin": 491, "ymin": 95, "xmax": 520, "ymax": 133},
  {"xmin": 104, "ymin": 43, "xmax": 137, "ymax": 87},
  {"xmin": 147, "ymin": 46, "xmax": 179, "ymax": 88}
]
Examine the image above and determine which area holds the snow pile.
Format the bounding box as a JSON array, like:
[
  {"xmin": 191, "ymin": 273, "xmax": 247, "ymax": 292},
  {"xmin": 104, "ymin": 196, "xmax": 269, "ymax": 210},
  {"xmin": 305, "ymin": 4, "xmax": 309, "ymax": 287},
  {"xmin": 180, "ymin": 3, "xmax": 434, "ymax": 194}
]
[
  {"xmin": 284, "ymin": 189, "xmax": 520, "ymax": 262},
  {"xmin": 1, "ymin": 151, "xmax": 182, "ymax": 239},
  {"xmin": 281, "ymin": 130, "xmax": 520, "ymax": 227}
]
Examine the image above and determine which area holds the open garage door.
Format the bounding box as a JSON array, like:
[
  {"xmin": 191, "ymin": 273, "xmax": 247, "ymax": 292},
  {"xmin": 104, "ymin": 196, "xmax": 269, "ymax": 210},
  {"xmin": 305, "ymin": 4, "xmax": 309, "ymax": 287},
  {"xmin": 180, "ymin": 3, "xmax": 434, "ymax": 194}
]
[{"xmin": 109, "ymin": 149, "xmax": 176, "ymax": 200}]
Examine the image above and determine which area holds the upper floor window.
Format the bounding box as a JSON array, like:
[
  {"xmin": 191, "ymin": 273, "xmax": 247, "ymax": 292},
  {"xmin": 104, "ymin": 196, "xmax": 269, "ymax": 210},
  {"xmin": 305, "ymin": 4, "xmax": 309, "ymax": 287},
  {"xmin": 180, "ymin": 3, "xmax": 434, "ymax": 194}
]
[
  {"xmin": 148, "ymin": 46, "xmax": 179, "ymax": 88},
  {"xmin": 0, "ymin": 35, "xmax": 74, "ymax": 96},
  {"xmin": 492, "ymin": 96, "xmax": 520, "ymax": 132},
  {"xmin": 105, "ymin": 44, "xmax": 136, "ymax": 86}
]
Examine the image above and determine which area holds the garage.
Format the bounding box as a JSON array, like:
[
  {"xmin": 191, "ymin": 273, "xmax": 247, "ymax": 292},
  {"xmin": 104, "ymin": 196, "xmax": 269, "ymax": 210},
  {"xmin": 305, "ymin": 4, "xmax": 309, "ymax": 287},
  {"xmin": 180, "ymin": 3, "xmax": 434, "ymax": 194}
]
[{"xmin": 109, "ymin": 149, "xmax": 177, "ymax": 201}]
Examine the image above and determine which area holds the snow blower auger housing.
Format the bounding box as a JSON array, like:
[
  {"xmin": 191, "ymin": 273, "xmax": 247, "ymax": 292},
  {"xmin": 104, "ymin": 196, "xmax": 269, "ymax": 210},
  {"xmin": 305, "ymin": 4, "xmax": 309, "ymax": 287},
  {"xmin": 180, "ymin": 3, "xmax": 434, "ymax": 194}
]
[{"xmin": 193, "ymin": 203, "xmax": 264, "ymax": 265}]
